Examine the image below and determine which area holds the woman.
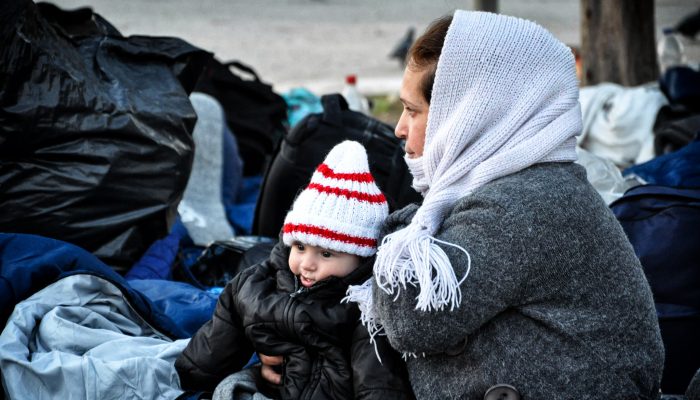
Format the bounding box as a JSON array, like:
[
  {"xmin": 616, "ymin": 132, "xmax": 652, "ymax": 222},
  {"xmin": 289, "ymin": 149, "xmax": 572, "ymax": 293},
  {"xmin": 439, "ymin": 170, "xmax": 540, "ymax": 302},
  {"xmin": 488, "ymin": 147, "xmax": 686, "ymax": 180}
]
[{"xmin": 266, "ymin": 10, "xmax": 664, "ymax": 399}]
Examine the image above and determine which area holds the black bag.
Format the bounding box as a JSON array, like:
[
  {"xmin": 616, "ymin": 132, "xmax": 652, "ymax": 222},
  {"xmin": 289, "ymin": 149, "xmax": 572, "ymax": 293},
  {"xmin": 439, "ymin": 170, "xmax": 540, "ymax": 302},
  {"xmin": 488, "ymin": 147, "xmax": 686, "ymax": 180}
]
[
  {"xmin": 252, "ymin": 94, "xmax": 421, "ymax": 237},
  {"xmin": 0, "ymin": 0, "xmax": 210, "ymax": 273},
  {"xmin": 194, "ymin": 59, "xmax": 288, "ymax": 176},
  {"xmin": 653, "ymin": 105, "xmax": 700, "ymax": 156},
  {"xmin": 611, "ymin": 186, "xmax": 700, "ymax": 394},
  {"xmin": 178, "ymin": 236, "xmax": 276, "ymax": 288}
]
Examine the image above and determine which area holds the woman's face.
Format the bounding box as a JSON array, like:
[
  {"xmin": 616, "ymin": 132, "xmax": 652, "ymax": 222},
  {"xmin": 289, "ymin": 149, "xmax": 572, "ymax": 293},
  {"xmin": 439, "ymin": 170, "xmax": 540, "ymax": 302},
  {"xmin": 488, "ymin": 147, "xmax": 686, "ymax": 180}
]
[{"xmin": 395, "ymin": 67, "xmax": 430, "ymax": 158}]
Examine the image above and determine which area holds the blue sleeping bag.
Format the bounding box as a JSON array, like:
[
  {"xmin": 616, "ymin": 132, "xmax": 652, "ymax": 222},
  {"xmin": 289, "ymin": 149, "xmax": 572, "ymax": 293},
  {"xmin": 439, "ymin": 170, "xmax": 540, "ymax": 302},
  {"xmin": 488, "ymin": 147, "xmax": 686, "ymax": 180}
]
[{"xmin": 0, "ymin": 233, "xmax": 216, "ymax": 338}]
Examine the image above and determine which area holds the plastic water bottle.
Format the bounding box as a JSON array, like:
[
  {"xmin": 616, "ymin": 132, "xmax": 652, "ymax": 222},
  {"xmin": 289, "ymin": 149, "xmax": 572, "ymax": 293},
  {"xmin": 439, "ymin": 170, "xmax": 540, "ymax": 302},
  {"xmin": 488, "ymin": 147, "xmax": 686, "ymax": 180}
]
[
  {"xmin": 341, "ymin": 74, "xmax": 370, "ymax": 114},
  {"xmin": 657, "ymin": 28, "xmax": 686, "ymax": 75}
]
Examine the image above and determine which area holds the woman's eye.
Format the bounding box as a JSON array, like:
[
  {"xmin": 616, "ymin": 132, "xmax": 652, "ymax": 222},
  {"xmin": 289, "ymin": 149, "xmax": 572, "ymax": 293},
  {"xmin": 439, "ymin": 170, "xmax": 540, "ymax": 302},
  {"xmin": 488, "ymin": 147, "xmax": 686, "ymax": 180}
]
[{"xmin": 321, "ymin": 251, "xmax": 332, "ymax": 258}]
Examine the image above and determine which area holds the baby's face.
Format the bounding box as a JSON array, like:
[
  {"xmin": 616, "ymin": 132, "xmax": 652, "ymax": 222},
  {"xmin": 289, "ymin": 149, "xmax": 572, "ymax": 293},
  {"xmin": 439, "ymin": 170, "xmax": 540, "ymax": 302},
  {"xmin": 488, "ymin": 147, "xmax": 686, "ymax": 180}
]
[{"xmin": 288, "ymin": 242, "xmax": 361, "ymax": 288}]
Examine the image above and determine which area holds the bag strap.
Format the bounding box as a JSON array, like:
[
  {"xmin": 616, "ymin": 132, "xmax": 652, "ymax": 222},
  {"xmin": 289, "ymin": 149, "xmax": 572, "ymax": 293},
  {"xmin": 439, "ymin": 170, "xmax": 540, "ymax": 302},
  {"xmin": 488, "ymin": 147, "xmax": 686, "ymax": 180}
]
[
  {"xmin": 224, "ymin": 60, "xmax": 261, "ymax": 82},
  {"xmin": 321, "ymin": 94, "xmax": 349, "ymax": 127},
  {"xmin": 610, "ymin": 185, "xmax": 700, "ymax": 207}
]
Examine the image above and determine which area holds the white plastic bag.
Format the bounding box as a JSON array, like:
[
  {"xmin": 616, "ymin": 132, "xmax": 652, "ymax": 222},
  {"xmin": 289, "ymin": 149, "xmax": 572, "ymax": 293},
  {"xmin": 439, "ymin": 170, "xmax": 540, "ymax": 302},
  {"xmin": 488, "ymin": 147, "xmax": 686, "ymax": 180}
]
[
  {"xmin": 578, "ymin": 83, "xmax": 668, "ymax": 168},
  {"xmin": 575, "ymin": 147, "xmax": 642, "ymax": 205}
]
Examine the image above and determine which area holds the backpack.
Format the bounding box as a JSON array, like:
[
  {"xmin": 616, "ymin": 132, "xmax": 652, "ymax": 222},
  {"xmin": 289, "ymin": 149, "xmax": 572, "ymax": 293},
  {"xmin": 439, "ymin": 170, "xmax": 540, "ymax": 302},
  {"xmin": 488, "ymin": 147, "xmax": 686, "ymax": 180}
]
[
  {"xmin": 193, "ymin": 58, "xmax": 288, "ymax": 176},
  {"xmin": 252, "ymin": 94, "xmax": 422, "ymax": 238},
  {"xmin": 611, "ymin": 185, "xmax": 700, "ymax": 393},
  {"xmin": 612, "ymin": 185, "xmax": 700, "ymax": 311}
]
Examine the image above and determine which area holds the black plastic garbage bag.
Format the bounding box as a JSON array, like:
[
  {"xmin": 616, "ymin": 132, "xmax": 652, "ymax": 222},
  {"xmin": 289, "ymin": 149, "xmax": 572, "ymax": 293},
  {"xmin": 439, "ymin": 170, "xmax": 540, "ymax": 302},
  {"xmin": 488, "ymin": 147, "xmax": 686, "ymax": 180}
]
[{"xmin": 0, "ymin": 0, "xmax": 211, "ymax": 273}]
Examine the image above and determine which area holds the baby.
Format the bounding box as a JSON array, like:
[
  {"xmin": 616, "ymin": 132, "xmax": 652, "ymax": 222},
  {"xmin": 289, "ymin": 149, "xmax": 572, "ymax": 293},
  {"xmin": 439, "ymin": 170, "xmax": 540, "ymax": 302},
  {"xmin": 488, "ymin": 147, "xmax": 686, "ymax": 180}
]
[{"xmin": 176, "ymin": 141, "xmax": 414, "ymax": 399}]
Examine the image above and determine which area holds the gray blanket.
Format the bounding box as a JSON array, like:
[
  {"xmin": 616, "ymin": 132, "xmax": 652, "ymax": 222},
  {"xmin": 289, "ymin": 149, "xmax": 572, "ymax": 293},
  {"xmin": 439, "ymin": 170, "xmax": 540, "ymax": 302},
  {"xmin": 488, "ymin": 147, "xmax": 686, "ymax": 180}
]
[
  {"xmin": 0, "ymin": 274, "xmax": 189, "ymax": 399},
  {"xmin": 213, "ymin": 368, "xmax": 272, "ymax": 400}
]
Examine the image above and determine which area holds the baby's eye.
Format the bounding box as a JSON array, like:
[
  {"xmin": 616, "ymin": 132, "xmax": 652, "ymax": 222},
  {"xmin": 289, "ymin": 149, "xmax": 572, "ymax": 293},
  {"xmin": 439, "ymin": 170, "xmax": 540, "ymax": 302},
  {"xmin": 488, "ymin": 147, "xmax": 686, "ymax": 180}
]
[
  {"xmin": 295, "ymin": 243, "xmax": 305, "ymax": 251},
  {"xmin": 321, "ymin": 251, "xmax": 332, "ymax": 258}
]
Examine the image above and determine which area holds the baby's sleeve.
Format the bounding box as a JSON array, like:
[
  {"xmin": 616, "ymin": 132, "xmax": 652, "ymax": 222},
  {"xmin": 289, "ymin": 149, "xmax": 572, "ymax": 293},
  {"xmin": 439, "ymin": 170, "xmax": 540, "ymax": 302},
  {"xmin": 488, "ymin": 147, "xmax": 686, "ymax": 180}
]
[{"xmin": 175, "ymin": 275, "xmax": 255, "ymax": 392}]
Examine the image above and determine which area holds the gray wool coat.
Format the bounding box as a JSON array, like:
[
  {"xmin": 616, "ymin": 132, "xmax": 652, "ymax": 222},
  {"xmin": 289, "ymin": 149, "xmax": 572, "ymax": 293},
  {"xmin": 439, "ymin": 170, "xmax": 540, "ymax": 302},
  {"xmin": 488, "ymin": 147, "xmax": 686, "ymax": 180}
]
[{"xmin": 372, "ymin": 162, "xmax": 664, "ymax": 400}]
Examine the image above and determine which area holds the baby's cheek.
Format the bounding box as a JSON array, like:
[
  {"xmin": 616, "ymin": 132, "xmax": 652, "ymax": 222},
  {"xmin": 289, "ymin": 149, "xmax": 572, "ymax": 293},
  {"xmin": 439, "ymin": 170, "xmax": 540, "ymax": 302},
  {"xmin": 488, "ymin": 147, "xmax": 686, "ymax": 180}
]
[{"xmin": 288, "ymin": 256, "xmax": 299, "ymax": 275}]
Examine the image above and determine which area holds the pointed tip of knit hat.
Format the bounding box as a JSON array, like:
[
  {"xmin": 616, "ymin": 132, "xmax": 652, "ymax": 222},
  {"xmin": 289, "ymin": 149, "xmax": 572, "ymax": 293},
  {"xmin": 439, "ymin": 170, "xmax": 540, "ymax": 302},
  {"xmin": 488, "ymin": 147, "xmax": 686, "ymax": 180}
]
[{"xmin": 323, "ymin": 140, "xmax": 369, "ymax": 174}]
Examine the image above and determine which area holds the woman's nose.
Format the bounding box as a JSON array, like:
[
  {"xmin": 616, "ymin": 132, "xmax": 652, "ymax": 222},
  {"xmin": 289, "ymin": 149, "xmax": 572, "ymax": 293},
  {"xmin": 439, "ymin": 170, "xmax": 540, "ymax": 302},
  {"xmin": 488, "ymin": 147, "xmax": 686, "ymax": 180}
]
[{"xmin": 395, "ymin": 111, "xmax": 408, "ymax": 140}]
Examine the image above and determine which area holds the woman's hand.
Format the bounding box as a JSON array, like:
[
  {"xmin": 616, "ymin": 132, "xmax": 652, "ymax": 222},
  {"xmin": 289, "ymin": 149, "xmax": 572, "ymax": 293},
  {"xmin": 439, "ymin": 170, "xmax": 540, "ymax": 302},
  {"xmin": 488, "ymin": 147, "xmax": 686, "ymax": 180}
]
[{"xmin": 259, "ymin": 353, "xmax": 283, "ymax": 385}]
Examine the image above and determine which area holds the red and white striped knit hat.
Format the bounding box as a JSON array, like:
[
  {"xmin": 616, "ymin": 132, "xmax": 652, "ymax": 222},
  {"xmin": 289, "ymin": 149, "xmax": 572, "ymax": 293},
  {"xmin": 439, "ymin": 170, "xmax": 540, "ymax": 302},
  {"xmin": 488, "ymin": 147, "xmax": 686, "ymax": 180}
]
[{"xmin": 282, "ymin": 141, "xmax": 389, "ymax": 257}]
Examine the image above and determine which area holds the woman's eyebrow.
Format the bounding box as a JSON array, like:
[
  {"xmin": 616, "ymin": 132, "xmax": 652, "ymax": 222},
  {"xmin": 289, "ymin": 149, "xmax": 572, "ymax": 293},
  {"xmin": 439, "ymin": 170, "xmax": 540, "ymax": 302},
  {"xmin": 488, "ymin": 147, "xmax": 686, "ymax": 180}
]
[{"xmin": 400, "ymin": 97, "xmax": 419, "ymax": 108}]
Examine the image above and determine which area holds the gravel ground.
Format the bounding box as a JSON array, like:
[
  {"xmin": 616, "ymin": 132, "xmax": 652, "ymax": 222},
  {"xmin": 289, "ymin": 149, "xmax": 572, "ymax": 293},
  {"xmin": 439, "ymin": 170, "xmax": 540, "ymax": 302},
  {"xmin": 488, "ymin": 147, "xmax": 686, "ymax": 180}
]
[{"xmin": 47, "ymin": 0, "xmax": 698, "ymax": 95}]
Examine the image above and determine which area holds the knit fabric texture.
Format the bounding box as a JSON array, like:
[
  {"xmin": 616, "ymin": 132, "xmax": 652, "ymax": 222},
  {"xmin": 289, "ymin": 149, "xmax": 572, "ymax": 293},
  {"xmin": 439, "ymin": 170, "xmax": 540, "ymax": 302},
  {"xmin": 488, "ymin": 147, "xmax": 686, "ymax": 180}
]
[
  {"xmin": 373, "ymin": 163, "xmax": 664, "ymax": 400},
  {"xmin": 348, "ymin": 10, "xmax": 583, "ymax": 334},
  {"xmin": 282, "ymin": 140, "xmax": 389, "ymax": 257},
  {"xmin": 178, "ymin": 92, "xmax": 236, "ymax": 246}
]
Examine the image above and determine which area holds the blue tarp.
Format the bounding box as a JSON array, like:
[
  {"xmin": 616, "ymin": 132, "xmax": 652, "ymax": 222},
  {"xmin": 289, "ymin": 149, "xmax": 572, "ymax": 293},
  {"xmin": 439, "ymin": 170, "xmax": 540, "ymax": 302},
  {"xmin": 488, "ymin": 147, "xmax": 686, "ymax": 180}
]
[{"xmin": 624, "ymin": 137, "xmax": 700, "ymax": 187}]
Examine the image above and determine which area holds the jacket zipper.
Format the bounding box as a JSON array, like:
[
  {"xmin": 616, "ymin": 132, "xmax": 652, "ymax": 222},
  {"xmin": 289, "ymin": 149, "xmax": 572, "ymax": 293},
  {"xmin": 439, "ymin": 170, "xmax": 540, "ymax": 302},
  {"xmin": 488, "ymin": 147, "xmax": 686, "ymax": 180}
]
[{"xmin": 287, "ymin": 276, "xmax": 345, "ymax": 399}]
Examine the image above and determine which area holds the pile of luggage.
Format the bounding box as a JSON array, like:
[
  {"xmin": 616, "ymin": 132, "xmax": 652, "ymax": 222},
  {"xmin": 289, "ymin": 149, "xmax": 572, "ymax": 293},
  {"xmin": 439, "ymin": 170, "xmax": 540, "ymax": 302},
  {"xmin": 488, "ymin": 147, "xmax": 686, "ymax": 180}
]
[{"xmin": 0, "ymin": 1, "xmax": 420, "ymax": 398}]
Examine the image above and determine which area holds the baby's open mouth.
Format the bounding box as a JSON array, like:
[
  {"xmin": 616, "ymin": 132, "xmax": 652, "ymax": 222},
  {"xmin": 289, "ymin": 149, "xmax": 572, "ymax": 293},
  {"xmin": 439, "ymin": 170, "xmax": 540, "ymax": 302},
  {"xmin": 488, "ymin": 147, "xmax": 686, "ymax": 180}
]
[{"xmin": 300, "ymin": 276, "xmax": 314, "ymax": 287}]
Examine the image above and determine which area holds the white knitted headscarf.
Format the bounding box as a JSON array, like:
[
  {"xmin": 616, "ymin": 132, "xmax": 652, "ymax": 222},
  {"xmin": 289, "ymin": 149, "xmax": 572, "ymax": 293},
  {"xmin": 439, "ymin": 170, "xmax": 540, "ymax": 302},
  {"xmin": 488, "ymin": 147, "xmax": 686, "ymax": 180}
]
[{"xmin": 345, "ymin": 11, "xmax": 582, "ymax": 345}]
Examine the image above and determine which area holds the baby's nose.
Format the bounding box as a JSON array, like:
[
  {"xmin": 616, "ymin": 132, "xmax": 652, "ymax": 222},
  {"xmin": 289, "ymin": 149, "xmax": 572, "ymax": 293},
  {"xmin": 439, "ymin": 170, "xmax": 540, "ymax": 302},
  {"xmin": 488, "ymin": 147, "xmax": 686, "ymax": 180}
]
[{"xmin": 300, "ymin": 255, "xmax": 316, "ymax": 271}]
